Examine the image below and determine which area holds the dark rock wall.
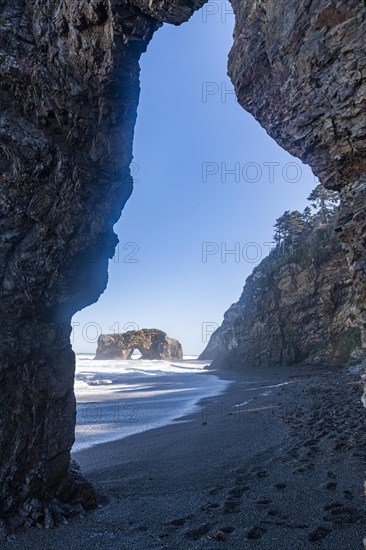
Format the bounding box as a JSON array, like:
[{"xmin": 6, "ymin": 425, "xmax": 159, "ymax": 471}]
[
  {"xmin": 228, "ymin": 0, "xmax": 366, "ymax": 354},
  {"xmin": 229, "ymin": 0, "xmax": 366, "ymax": 189},
  {"xmin": 131, "ymin": 0, "xmax": 207, "ymax": 24},
  {"xmin": 0, "ymin": 0, "xmax": 201, "ymax": 527}
]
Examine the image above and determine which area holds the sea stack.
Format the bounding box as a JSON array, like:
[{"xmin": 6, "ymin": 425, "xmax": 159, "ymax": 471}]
[{"xmin": 95, "ymin": 329, "xmax": 183, "ymax": 361}]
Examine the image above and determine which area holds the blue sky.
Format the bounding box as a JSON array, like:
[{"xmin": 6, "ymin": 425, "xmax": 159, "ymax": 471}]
[{"xmin": 72, "ymin": 4, "xmax": 316, "ymax": 355}]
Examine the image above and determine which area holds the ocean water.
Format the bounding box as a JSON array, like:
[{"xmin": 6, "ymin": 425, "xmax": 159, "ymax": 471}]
[{"xmin": 73, "ymin": 354, "xmax": 231, "ymax": 452}]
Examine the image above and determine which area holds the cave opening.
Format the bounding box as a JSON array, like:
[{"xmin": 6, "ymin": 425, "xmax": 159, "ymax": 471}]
[
  {"xmin": 70, "ymin": 3, "xmax": 319, "ymax": 467},
  {"xmin": 72, "ymin": 6, "xmax": 316, "ymax": 359},
  {"xmin": 1, "ymin": 0, "xmax": 364, "ymax": 536}
]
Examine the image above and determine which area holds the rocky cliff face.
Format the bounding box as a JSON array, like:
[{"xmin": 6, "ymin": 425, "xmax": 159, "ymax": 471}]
[
  {"xmin": 228, "ymin": 0, "xmax": 366, "ymax": 359},
  {"xmin": 0, "ymin": 0, "xmax": 200, "ymax": 529},
  {"xmin": 0, "ymin": 0, "xmax": 365, "ymax": 531},
  {"xmin": 200, "ymin": 224, "xmax": 363, "ymax": 369},
  {"xmin": 95, "ymin": 329, "xmax": 183, "ymax": 360}
]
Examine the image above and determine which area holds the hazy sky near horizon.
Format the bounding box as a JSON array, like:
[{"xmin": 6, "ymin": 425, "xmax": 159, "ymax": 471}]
[{"xmin": 72, "ymin": 4, "xmax": 316, "ymax": 355}]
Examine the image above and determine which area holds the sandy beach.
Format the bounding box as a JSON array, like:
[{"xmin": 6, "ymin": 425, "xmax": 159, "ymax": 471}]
[{"xmin": 5, "ymin": 363, "xmax": 366, "ymax": 549}]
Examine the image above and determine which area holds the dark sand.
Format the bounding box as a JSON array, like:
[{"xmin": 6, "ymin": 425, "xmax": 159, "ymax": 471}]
[{"xmin": 4, "ymin": 363, "xmax": 366, "ymax": 549}]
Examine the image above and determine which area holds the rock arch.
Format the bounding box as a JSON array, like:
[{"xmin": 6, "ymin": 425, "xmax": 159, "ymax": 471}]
[
  {"xmin": 0, "ymin": 0, "xmax": 365, "ymax": 528},
  {"xmin": 94, "ymin": 329, "xmax": 183, "ymax": 360}
]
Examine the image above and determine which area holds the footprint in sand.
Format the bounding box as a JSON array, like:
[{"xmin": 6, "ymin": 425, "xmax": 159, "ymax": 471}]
[
  {"xmin": 256, "ymin": 498, "xmax": 272, "ymax": 505},
  {"xmin": 255, "ymin": 470, "xmax": 269, "ymax": 479},
  {"xmin": 324, "ymin": 506, "xmax": 362, "ymax": 525},
  {"xmin": 201, "ymin": 502, "xmax": 220, "ymax": 512},
  {"xmin": 246, "ymin": 526, "xmax": 267, "ymax": 539},
  {"xmin": 169, "ymin": 514, "xmax": 194, "ymax": 527},
  {"xmin": 227, "ymin": 487, "xmax": 242, "ymax": 499},
  {"xmin": 308, "ymin": 525, "xmax": 331, "ymax": 542},
  {"xmin": 220, "ymin": 526, "xmax": 235, "ymax": 534},
  {"xmin": 223, "ymin": 500, "xmax": 240, "ymax": 514},
  {"xmin": 184, "ymin": 523, "xmax": 211, "ymax": 540}
]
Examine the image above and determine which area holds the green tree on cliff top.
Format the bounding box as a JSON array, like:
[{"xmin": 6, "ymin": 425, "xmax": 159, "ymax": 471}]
[
  {"xmin": 307, "ymin": 184, "xmax": 339, "ymax": 223},
  {"xmin": 274, "ymin": 210, "xmax": 305, "ymax": 247},
  {"xmin": 273, "ymin": 185, "xmax": 339, "ymax": 251}
]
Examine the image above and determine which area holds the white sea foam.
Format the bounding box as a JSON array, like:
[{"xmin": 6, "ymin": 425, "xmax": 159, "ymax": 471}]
[
  {"xmin": 244, "ymin": 381, "xmax": 293, "ymax": 392},
  {"xmin": 232, "ymin": 400, "xmax": 254, "ymax": 408},
  {"xmin": 73, "ymin": 354, "xmax": 230, "ymax": 452}
]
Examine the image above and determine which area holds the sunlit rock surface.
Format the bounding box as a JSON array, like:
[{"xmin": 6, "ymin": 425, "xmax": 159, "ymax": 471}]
[
  {"xmin": 201, "ymin": 225, "xmax": 363, "ymax": 369},
  {"xmin": 95, "ymin": 329, "xmax": 183, "ymax": 360}
]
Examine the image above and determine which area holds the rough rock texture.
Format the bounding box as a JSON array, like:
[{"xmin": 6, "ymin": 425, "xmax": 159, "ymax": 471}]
[
  {"xmin": 0, "ymin": 0, "xmax": 365, "ymax": 532},
  {"xmin": 0, "ymin": 0, "xmax": 200, "ymax": 529},
  {"xmin": 95, "ymin": 328, "xmax": 183, "ymax": 360},
  {"xmin": 228, "ymin": 0, "xmax": 366, "ymax": 380},
  {"xmin": 200, "ymin": 225, "xmax": 363, "ymax": 369},
  {"xmin": 131, "ymin": 0, "xmax": 206, "ymax": 24}
]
